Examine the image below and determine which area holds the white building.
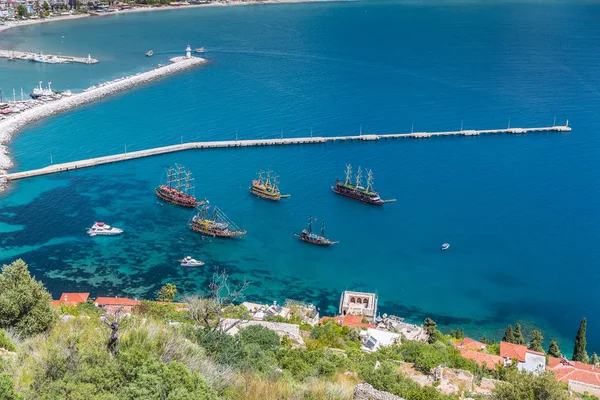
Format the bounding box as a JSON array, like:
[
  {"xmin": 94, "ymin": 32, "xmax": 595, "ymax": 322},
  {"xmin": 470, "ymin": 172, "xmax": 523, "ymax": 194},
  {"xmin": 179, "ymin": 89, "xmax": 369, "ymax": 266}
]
[
  {"xmin": 500, "ymin": 342, "xmax": 546, "ymax": 375},
  {"xmin": 339, "ymin": 291, "xmax": 378, "ymax": 322},
  {"xmin": 362, "ymin": 328, "xmax": 400, "ymax": 352}
]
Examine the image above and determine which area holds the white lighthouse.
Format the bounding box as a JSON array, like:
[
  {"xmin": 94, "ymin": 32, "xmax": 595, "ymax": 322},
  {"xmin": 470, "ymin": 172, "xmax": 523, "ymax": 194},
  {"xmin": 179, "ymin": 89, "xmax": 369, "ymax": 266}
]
[{"xmin": 185, "ymin": 44, "xmax": 191, "ymax": 59}]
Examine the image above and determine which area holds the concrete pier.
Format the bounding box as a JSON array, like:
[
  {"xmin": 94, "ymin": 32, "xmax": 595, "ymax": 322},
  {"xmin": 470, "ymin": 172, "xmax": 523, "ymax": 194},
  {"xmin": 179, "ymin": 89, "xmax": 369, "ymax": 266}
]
[
  {"xmin": 3, "ymin": 124, "xmax": 571, "ymax": 182},
  {"xmin": 0, "ymin": 49, "xmax": 98, "ymax": 64}
]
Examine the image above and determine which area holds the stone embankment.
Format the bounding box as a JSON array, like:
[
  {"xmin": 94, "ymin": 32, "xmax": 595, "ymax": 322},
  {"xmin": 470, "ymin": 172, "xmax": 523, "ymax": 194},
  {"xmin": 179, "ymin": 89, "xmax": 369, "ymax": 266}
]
[{"xmin": 0, "ymin": 56, "xmax": 207, "ymax": 176}]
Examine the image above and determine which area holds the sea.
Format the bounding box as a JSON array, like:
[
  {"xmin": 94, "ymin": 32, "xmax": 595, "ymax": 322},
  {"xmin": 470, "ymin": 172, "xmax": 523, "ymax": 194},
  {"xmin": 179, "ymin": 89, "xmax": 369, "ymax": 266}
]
[{"xmin": 1, "ymin": 0, "xmax": 599, "ymax": 355}]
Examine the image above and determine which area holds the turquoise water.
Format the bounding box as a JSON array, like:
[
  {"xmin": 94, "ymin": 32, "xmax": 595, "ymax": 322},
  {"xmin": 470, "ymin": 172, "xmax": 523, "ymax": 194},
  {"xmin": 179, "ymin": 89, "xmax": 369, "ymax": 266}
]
[{"xmin": 1, "ymin": 1, "xmax": 599, "ymax": 353}]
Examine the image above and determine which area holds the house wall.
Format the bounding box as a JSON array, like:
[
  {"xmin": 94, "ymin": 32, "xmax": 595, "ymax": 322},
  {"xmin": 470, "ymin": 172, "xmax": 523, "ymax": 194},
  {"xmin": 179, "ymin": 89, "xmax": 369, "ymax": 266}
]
[
  {"xmin": 518, "ymin": 352, "xmax": 546, "ymax": 374},
  {"xmin": 569, "ymin": 381, "xmax": 600, "ymax": 397}
]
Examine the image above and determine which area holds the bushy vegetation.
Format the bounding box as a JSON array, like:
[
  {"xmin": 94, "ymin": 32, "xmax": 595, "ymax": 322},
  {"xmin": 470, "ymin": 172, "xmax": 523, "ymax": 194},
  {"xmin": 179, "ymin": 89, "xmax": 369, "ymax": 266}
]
[{"xmin": 0, "ymin": 260, "xmax": 592, "ymax": 399}]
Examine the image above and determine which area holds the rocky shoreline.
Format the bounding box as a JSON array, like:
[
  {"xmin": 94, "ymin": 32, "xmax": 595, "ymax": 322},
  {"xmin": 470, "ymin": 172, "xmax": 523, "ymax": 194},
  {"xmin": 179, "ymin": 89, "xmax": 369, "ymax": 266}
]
[{"xmin": 0, "ymin": 56, "xmax": 207, "ymax": 187}]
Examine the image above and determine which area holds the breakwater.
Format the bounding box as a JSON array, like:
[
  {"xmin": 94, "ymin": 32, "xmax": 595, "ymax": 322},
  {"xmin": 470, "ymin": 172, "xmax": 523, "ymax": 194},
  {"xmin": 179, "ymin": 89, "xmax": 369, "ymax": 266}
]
[
  {"xmin": 0, "ymin": 56, "xmax": 207, "ymax": 173},
  {"xmin": 0, "ymin": 49, "xmax": 98, "ymax": 64},
  {"xmin": 2, "ymin": 124, "xmax": 571, "ymax": 183}
]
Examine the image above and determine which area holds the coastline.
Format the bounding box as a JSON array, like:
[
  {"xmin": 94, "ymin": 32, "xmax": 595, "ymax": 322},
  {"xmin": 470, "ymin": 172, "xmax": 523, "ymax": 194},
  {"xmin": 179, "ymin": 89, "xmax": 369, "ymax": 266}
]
[
  {"xmin": 0, "ymin": 0, "xmax": 337, "ymax": 34},
  {"xmin": 0, "ymin": 57, "xmax": 207, "ymax": 186}
]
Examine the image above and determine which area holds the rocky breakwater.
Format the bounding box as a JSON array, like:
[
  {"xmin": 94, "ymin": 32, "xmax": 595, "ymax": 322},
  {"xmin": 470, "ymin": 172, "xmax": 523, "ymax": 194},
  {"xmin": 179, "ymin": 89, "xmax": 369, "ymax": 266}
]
[{"xmin": 0, "ymin": 56, "xmax": 207, "ymax": 189}]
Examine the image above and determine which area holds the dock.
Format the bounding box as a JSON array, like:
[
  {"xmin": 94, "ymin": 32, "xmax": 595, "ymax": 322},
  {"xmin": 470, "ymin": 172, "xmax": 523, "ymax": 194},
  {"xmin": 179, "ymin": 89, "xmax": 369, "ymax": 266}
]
[
  {"xmin": 3, "ymin": 124, "xmax": 571, "ymax": 182},
  {"xmin": 0, "ymin": 49, "xmax": 98, "ymax": 64}
]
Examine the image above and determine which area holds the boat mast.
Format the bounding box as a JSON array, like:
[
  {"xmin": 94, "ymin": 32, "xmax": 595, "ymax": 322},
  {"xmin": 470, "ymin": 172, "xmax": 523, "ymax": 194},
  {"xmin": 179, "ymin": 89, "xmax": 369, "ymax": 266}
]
[
  {"xmin": 321, "ymin": 220, "xmax": 325, "ymax": 237},
  {"xmin": 257, "ymin": 170, "xmax": 264, "ymax": 184},
  {"xmin": 167, "ymin": 166, "xmax": 174, "ymax": 188},
  {"xmin": 307, "ymin": 216, "xmax": 312, "ymax": 233},
  {"xmin": 272, "ymin": 175, "xmax": 279, "ymax": 192},
  {"xmin": 344, "ymin": 164, "xmax": 352, "ymax": 185},
  {"xmin": 185, "ymin": 170, "xmax": 194, "ymax": 195},
  {"xmin": 366, "ymin": 169, "xmax": 374, "ymax": 192},
  {"xmin": 265, "ymin": 170, "xmax": 272, "ymax": 188},
  {"xmin": 355, "ymin": 166, "xmax": 363, "ymax": 189}
]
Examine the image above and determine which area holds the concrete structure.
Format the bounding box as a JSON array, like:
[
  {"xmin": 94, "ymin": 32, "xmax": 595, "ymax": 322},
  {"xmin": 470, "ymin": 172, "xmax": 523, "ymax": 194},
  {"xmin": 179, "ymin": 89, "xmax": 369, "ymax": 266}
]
[
  {"xmin": 2, "ymin": 123, "xmax": 571, "ymax": 184},
  {"xmin": 284, "ymin": 299, "xmax": 319, "ymax": 326},
  {"xmin": 221, "ymin": 318, "xmax": 304, "ymax": 344},
  {"xmin": 0, "ymin": 49, "xmax": 98, "ymax": 64},
  {"xmin": 339, "ymin": 290, "xmax": 378, "ymax": 322},
  {"xmin": 500, "ymin": 342, "xmax": 546, "ymax": 374},
  {"xmin": 321, "ymin": 314, "xmax": 376, "ymax": 329},
  {"xmin": 242, "ymin": 301, "xmax": 291, "ymax": 321},
  {"xmin": 362, "ymin": 328, "xmax": 400, "ymax": 352},
  {"xmin": 375, "ymin": 314, "xmax": 427, "ymax": 342}
]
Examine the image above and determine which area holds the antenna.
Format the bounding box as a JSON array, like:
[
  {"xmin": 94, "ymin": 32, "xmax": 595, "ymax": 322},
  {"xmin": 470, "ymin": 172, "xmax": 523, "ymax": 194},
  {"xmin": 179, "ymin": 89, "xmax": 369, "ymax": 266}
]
[
  {"xmin": 553, "ymin": 116, "xmax": 556, "ymax": 127},
  {"xmin": 460, "ymin": 120, "xmax": 463, "ymax": 131},
  {"xmin": 236, "ymin": 129, "xmax": 238, "ymax": 141},
  {"xmin": 359, "ymin": 124, "xmax": 363, "ymax": 136},
  {"xmin": 411, "ymin": 122, "xmax": 414, "ymax": 134},
  {"xmin": 280, "ymin": 130, "xmax": 283, "ymax": 140},
  {"xmin": 310, "ymin": 128, "xmax": 313, "ymax": 138},
  {"xmin": 508, "ymin": 118, "xmax": 511, "ymax": 129},
  {"xmin": 124, "ymin": 143, "xmax": 127, "ymax": 154},
  {"xmin": 50, "ymin": 153, "xmax": 53, "ymax": 165}
]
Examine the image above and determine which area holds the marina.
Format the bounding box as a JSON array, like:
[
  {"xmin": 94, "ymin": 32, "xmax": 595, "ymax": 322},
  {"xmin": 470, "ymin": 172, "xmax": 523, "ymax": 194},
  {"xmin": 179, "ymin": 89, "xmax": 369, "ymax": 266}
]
[
  {"xmin": 0, "ymin": 49, "xmax": 98, "ymax": 64},
  {"xmin": 1, "ymin": 122, "xmax": 571, "ymax": 184}
]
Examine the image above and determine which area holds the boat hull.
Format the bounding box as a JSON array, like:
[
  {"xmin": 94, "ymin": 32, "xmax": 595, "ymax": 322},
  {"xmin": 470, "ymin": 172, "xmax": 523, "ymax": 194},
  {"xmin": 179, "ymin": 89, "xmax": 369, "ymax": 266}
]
[
  {"xmin": 294, "ymin": 232, "xmax": 336, "ymax": 246},
  {"xmin": 188, "ymin": 221, "xmax": 246, "ymax": 238},
  {"xmin": 332, "ymin": 184, "xmax": 385, "ymax": 206},
  {"xmin": 250, "ymin": 187, "xmax": 281, "ymax": 201},
  {"xmin": 155, "ymin": 187, "xmax": 201, "ymax": 208}
]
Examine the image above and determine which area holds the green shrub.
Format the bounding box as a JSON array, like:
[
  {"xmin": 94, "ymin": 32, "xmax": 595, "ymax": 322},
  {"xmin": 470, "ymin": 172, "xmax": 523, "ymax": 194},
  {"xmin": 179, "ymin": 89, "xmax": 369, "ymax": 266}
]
[
  {"xmin": 0, "ymin": 329, "xmax": 16, "ymax": 352},
  {"xmin": 238, "ymin": 325, "xmax": 280, "ymax": 351}
]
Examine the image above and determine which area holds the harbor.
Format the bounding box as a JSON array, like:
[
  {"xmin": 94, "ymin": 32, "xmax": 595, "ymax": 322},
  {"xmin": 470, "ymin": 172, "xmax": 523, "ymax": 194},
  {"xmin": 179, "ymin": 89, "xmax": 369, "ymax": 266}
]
[
  {"xmin": 1, "ymin": 122, "xmax": 571, "ymax": 183},
  {"xmin": 0, "ymin": 49, "xmax": 98, "ymax": 64}
]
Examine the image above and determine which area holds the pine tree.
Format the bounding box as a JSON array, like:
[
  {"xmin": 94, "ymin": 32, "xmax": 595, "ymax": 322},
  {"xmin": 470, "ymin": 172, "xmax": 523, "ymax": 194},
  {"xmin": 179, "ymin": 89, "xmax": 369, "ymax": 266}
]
[
  {"xmin": 591, "ymin": 353, "xmax": 600, "ymax": 366},
  {"xmin": 156, "ymin": 283, "xmax": 177, "ymax": 302},
  {"xmin": 503, "ymin": 325, "xmax": 515, "ymax": 343},
  {"xmin": 528, "ymin": 330, "xmax": 544, "ymax": 353},
  {"xmin": 548, "ymin": 341, "xmax": 562, "ymax": 358},
  {"xmin": 514, "ymin": 323, "xmax": 525, "ymax": 345},
  {"xmin": 572, "ymin": 318, "xmax": 588, "ymax": 363}
]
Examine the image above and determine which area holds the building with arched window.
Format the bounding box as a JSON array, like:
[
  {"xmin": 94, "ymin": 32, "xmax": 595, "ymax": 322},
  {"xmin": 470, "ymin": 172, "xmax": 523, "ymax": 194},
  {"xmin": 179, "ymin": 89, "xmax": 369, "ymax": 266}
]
[{"xmin": 338, "ymin": 290, "xmax": 378, "ymax": 323}]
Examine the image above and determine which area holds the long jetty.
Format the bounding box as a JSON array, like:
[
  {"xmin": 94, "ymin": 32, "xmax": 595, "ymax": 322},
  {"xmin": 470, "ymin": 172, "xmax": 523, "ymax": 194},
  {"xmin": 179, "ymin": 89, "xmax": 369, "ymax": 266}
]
[
  {"xmin": 0, "ymin": 49, "xmax": 98, "ymax": 64},
  {"xmin": 3, "ymin": 124, "xmax": 571, "ymax": 182}
]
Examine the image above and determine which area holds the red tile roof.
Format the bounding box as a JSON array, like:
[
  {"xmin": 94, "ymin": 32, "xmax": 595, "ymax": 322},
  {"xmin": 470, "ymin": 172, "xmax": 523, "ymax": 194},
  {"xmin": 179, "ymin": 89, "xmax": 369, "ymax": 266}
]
[
  {"xmin": 320, "ymin": 314, "xmax": 376, "ymax": 329},
  {"xmin": 460, "ymin": 349, "xmax": 505, "ymax": 370},
  {"xmin": 500, "ymin": 342, "xmax": 528, "ymax": 362},
  {"xmin": 51, "ymin": 292, "xmax": 90, "ymax": 307},
  {"xmin": 456, "ymin": 337, "xmax": 487, "ymax": 351},
  {"xmin": 94, "ymin": 297, "xmax": 140, "ymax": 307},
  {"xmin": 547, "ymin": 357, "xmax": 600, "ymax": 387}
]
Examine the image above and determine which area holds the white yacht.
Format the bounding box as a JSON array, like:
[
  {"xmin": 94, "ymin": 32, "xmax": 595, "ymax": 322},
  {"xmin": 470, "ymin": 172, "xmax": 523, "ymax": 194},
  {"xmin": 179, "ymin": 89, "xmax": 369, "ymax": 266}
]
[
  {"xmin": 441, "ymin": 243, "xmax": 450, "ymax": 251},
  {"xmin": 179, "ymin": 256, "xmax": 205, "ymax": 267},
  {"xmin": 87, "ymin": 222, "xmax": 123, "ymax": 237}
]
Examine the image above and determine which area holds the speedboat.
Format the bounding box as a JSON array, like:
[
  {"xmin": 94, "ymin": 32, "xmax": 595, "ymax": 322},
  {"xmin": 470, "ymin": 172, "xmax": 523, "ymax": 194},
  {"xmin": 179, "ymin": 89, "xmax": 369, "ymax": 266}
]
[
  {"xmin": 87, "ymin": 222, "xmax": 123, "ymax": 237},
  {"xmin": 179, "ymin": 256, "xmax": 205, "ymax": 267},
  {"xmin": 441, "ymin": 243, "xmax": 450, "ymax": 251},
  {"xmin": 146, "ymin": 50, "xmax": 153, "ymax": 57},
  {"xmin": 194, "ymin": 47, "xmax": 205, "ymax": 53}
]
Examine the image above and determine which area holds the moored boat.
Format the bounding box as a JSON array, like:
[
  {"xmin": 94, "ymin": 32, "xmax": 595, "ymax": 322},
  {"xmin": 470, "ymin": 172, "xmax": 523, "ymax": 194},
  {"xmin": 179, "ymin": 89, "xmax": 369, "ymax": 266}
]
[
  {"xmin": 146, "ymin": 50, "xmax": 153, "ymax": 57},
  {"xmin": 294, "ymin": 217, "xmax": 338, "ymax": 246},
  {"xmin": 87, "ymin": 222, "xmax": 123, "ymax": 237},
  {"xmin": 179, "ymin": 256, "xmax": 205, "ymax": 266},
  {"xmin": 250, "ymin": 170, "xmax": 290, "ymax": 201},
  {"xmin": 441, "ymin": 243, "xmax": 450, "ymax": 251},
  {"xmin": 188, "ymin": 205, "xmax": 246, "ymax": 238},
  {"xmin": 194, "ymin": 47, "xmax": 205, "ymax": 53},
  {"xmin": 332, "ymin": 164, "xmax": 395, "ymax": 205},
  {"xmin": 155, "ymin": 164, "xmax": 205, "ymax": 208}
]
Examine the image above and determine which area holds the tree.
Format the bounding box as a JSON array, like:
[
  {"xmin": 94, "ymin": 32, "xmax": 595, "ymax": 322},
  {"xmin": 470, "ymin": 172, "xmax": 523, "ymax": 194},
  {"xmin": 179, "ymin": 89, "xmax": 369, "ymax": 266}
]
[
  {"xmin": 491, "ymin": 370, "xmax": 569, "ymax": 400},
  {"xmin": 573, "ymin": 318, "xmax": 588, "ymax": 363},
  {"xmin": 591, "ymin": 352, "xmax": 600, "ymax": 366},
  {"xmin": 16, "ymin": 5, "xmax": 28, "ymax": 17},
  {"xmin": 184, "ymin": 269, "xmax": 250, "ymax": 333},
  {"xmin": 102, "ymin": 306, "xmax": 124, "ymax": 355},
  {"xmin": 0, "ymin": 259, "xmax": 56, "ymax": 337},
  {"xmin": 528, "ymin": 330, "xmax": 543, "ymax": 353},
  {"xmin": 547, "ymin": 341, "xmax": 562, "ymax": 358},
  {"xmin": 42, "ymin": 1, "xmax": 49, "ymax": 11},
  {"xmin": 449, "ymin": 328, "xmax": 465, "ymax": 340},
  {"xmin": 238, "ymin": 325, "xmax": 280, "ymax": 351},
  {"xmin": 423, "ymin": 317, "xmax": 437, "ymax": 344},
  {"xmin": 156, "ymin": 283, "xmax": 177, "ymax": 302},
  {"xmin": 513, "ymin": 323, "xmax": 525, "ymax": 345},
  {"xmin": 502, "ymin": 325, "xmax": 515, "ymax": 344}
]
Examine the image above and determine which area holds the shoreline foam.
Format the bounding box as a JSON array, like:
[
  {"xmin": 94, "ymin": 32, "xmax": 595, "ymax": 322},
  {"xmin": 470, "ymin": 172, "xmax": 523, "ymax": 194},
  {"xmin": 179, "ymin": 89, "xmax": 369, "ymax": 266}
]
[{"xmin": 0, "ymin": 56, "xmax": 207, "ymax": 186}]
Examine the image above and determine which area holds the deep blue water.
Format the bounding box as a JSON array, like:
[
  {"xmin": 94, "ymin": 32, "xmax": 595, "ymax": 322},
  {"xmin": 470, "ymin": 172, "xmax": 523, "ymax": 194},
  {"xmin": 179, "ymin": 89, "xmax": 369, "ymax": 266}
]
[{"xmin": 1, "ymin": 0, "xmax": 599, "ymax": 354}]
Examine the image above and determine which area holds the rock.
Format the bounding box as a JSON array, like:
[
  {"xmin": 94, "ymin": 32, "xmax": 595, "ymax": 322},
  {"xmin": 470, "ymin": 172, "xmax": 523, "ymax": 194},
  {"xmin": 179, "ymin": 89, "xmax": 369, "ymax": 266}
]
[{"xmin": 353, "ymin": 383, "xmax": 405, "ymax": 400}]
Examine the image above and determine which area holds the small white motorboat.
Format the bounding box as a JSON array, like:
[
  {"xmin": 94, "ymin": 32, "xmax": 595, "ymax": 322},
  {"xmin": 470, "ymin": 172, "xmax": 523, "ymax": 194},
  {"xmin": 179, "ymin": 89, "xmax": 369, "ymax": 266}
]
[
  {"xmin": 87, "ymin": 222, "xmax": 123, "ymax": 237},
  {"xmin": 179, "ymin": 256, "xmax": 205, "ymax": 267},
  {"xmin": 441, "ymin": 243, "xmax": 450, "ymax": 251}
]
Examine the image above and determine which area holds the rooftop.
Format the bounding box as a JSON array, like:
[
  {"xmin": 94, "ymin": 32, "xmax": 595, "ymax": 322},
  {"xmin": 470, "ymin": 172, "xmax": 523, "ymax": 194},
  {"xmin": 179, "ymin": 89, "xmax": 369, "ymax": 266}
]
[
  {"xmin": 548, "ymin": 357, "xmax": 600, "ymax": 387},
  {"xmin": 94, "ymin": 297, "xmax": 140, "ymax": 306},
  {"xmin": 499, "ymin": 342, "xmax": 543, "ymax": 362},
  {"xmin": 460, "ymin": 349, "xmax": 505, "ymax": 371},
  {"xmin": 320, "ymin": 314, "xmax": 376, "ymax": 329},
  {"xmin": 50, "ymin": 292, "xmax": 90, "ymax": 307}
]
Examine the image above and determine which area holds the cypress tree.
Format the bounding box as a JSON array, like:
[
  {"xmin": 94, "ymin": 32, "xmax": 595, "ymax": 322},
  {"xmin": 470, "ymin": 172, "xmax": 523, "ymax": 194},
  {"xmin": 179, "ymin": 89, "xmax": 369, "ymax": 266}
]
[
  {"xmin": 591, "ymin": 353, "xmax": 600, "ymax": 366},
  {"xmin": 514, "ymin": 323, "xmax": 525, "ymax": 345},
  {"xmin": 528, "ymin": 330, "xmax": 544, "ymax": 353},
  {"xmin": 572, "ymin": 318, "xmax": 588, "ymax": 363},
  {"xmin": 503, "ymin": 325, "xmax": 515, "ymax": 343},
  {"xmin": 548, "ymin": 341, "xmax": 562, "ymax": 358}
]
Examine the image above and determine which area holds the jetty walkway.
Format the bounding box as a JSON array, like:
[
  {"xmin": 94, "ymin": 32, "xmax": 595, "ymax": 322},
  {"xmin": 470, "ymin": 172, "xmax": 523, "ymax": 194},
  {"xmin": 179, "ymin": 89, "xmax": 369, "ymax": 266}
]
[
  {"xmin": 3, "ymin": 124, "xmax": 571, "ymax": 182},
  {"xmin": 0, "ymin": 49, "xmax": 98, "ymax": 64}
]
